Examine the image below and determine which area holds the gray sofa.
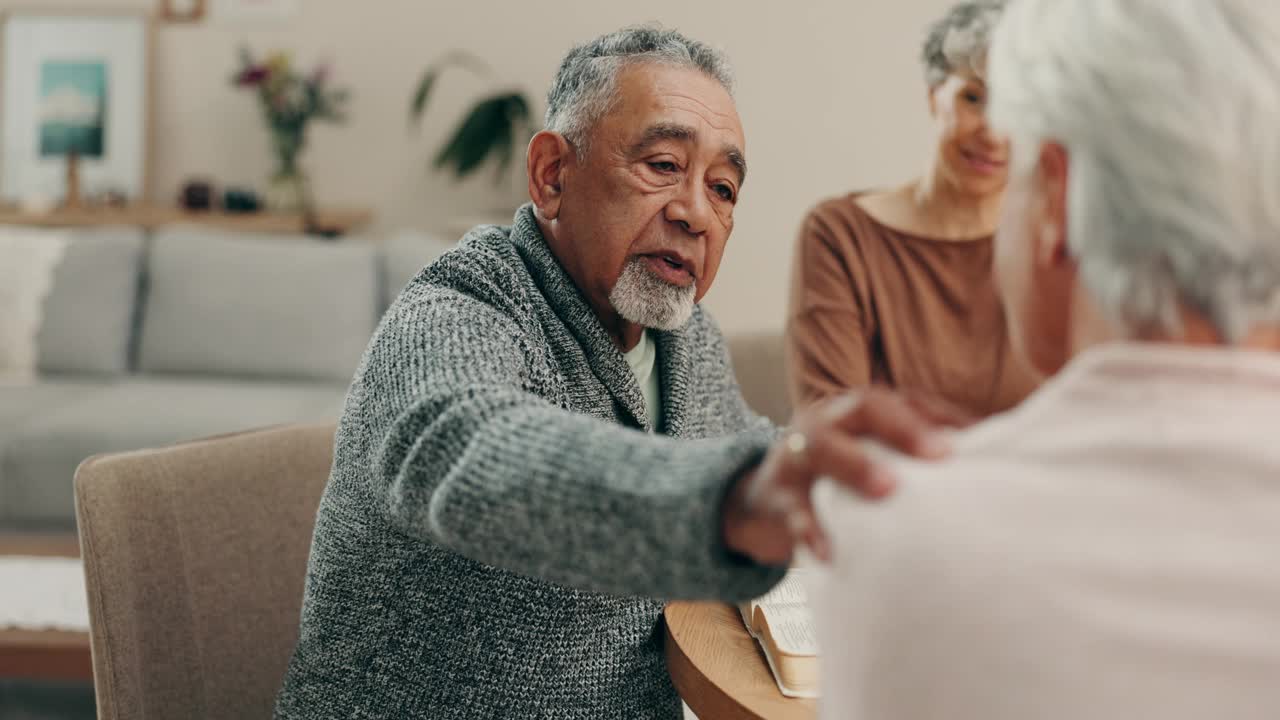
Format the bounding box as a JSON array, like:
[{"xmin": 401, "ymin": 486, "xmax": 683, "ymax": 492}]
[
  {"xmin": 0, "ymin": 225, "xmax": 453, "ymax": 530},
  {"xmin": 0, "ymin": 223, "xmax": 792, "ymax": 531}
]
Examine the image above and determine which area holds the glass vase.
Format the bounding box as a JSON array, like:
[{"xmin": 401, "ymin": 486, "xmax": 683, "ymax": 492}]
[
  {"xmin": 265, "ymin": 129, "xmax": 308, "ymax": 213},
  {"xmin": 265, "ymin": 169, "xmax": 306, "ymax": 213}
]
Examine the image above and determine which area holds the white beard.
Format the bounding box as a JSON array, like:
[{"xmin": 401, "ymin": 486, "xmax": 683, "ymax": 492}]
[{"xmin": 608, "ymin": 258, "xmax": 697, "ymax": 331}]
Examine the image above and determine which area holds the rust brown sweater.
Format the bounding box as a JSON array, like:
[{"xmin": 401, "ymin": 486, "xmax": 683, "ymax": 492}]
[{"xmin": 786, "ymin": 193, "xmax": 1040, "ymax": 418}]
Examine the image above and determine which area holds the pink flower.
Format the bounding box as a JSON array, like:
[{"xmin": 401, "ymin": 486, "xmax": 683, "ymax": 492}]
[{"xmin": 236, "ymin": 65, "xmax": 269, "ymax": 86}]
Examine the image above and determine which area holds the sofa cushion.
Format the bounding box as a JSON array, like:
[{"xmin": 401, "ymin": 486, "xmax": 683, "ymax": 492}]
[
  {"xmin": 0, "ymin": 378, "xmax": 111, "ymax": 435},
  {"xmin": 138, "ymin": 227, "xmax": 378, "ymax": 383},
  {"xmin": 0, "ymin": 377, "xmax": 345, "ymax": 527},
  {"xmin": 37, "ymin": 227, "xmax": 145, "ymax": 376},
  {"xmin": 380, "ymin": 229, "xmax": 455, "ymax": 311},
  {"xmin": 0, "ymin": 379, "xmax": 118, "ymax": 528},
  {"xmin": 727, "ymin": 331, "xmax": 792, "ymax": 426}
]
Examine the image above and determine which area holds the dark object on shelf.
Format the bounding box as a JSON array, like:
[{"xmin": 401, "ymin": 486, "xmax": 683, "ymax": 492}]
[
  {"xmin": 223, "ymin": 188, "xmax": 261, "ymax": 213},
  {"xmin": 306, "ymin": 223, "xmax": 342, "ymax": 240},
  {"xmin": 181, "ymin": 180, "xmax": 215, "ymax": 211}
]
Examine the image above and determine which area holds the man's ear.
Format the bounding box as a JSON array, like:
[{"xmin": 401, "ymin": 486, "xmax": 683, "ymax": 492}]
[
  {"xmin": 527, "ymin": 131, "xmax": 573, "ymax": 221},
  {"xmin": 1035, "ymin": 142, "xmax": 1071, "ymax": 268}
]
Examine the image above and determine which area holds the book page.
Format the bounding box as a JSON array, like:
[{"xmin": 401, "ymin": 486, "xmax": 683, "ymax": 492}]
[
  {"xmin": 760, "ymin": 602, "xmax": 818, "ymax": 656},
  {"xmin": 755, "ymin": 569, "xmax": 809, "ymax": 607}
]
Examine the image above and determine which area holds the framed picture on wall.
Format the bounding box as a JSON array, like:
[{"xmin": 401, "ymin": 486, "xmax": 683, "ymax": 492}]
[{"xmin": 0, "ymin": 11, "xmax": 152, "ymax": 205}]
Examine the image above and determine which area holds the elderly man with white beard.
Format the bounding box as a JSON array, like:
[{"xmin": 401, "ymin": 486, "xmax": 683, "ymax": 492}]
[{"xmin": 274, "ymin": 25, "xmax": 955, "ymax": 720}]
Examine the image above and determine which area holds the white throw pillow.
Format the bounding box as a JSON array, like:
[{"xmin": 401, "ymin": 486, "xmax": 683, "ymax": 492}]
[{"xmin": 0, "ymin": 228, "xmax": 68, "ymax": 384}]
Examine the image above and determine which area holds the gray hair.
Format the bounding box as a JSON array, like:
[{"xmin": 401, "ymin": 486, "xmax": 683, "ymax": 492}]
[
  {"xmin": 989, "ymin": 0, "xmax": 1280, "ymax": 342},
  {"xmin": 544, "ymin": 25, "xmax": 734, "ymax": 156},
  {"xmin": 922, "ymin": 1, "xmax": 1007, "ymax": 87}
]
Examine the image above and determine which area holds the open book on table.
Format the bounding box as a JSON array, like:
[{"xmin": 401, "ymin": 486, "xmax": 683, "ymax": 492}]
[{"xmin": 738, "ymin": 568, "xmax": 818, "ymax": 699}]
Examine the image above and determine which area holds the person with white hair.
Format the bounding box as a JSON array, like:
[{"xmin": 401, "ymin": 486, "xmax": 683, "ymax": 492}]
[
  {"xmin": 810, "ymin": 0, "xmax": 1280, "ymax": 717},
  {"xmin": 787, "ymin": 0, "xmax": 1041, "ymax": 419}
]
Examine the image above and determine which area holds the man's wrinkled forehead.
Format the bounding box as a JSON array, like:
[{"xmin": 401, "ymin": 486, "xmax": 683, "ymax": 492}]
[{"xmin": 609, "ymin": 66, "xmax": 747, "ymax": 182}]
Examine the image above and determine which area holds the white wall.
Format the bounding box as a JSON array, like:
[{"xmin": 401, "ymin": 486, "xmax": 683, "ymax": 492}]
[{"xmin": 3, "ymin": 0, "xmax": 954, "ymax": 334}]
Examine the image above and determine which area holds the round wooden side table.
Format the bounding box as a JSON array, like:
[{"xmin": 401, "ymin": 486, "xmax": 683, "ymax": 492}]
[{"xmin": 664, "ymin": 601, "xmax": 816, "ymax": 720}]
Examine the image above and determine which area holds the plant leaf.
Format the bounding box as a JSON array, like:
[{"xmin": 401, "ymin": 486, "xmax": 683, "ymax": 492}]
[
  {"xmin": 409, "ymin": 71, "xmax": 442, "ymax": 125},
  {"xmin": 409, "ymin": 50, "xmax": 491, "ymax": 127},
  {"xmin": 434, "ymin": 94, "xmax": 513, "ymax": 179},
  {"xmin": 492, "ymin": 93, "xmax": 531, "ymax": 183}
]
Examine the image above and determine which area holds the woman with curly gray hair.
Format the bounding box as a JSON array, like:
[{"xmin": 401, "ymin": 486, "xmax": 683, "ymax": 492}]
[{"xmin": 787, "ymin": 1, "xmax": 1038, "ymax": 419}]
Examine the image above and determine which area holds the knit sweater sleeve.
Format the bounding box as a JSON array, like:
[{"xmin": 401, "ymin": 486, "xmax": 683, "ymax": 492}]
[{"xmin": 365, "ymin": 288, "xmax": 784, "ymax": 602}]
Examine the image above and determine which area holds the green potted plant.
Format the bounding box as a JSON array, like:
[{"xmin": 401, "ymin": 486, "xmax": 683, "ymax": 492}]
[{"xmin": 410, "ymin": 51, "xmax": 536, "ymax": 219}]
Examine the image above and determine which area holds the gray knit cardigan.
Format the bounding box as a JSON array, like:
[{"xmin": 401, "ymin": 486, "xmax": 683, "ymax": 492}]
[{"xmin": 274, "ymin": 205, "xmax": 784, "ymax": 719}]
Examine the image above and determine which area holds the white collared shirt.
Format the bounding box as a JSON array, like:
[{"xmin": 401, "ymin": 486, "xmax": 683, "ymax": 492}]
[{"xmin": 623, "ymin": 330, "xmax": 662, "ymax": 432}]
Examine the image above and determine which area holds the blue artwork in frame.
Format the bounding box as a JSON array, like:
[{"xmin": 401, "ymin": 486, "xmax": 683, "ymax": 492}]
[{"xmin": 39, "ymin": 60, "xmax": 108, "ymax": 159}]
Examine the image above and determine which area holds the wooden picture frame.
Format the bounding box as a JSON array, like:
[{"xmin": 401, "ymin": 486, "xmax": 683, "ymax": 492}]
[{"xmin": 0, "ymin": 9, "xmax": 155, "ymax": 206}]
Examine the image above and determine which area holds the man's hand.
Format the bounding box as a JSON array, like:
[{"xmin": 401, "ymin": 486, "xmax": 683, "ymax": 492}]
[{"xmin": 722, "ymin": 387, "xmax": 972, "ymax": 565}]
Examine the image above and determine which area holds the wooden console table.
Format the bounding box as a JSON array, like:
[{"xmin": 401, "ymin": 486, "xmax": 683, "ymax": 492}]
[
  {"xmin": 0, "ymin": 532, "xmax": 92, "ymax": 681},
  {"xmin": 0, "ymin": 205, "xmax": 373, "ymax": 236}
]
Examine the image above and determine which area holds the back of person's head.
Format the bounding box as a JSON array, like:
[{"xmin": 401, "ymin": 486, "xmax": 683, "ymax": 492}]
[{"xmin": 988, "ymin": 0, "xmax": 1280, "ymax": 342}]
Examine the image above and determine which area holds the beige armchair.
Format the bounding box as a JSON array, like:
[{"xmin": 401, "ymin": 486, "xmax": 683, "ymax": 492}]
[
  {"xmin": 68, "ymin": 332, "xmax": 786, "ymax": 718},
  {"xmin": 74, "ymin": 423, "xmax": 335, "ymax": 720}
]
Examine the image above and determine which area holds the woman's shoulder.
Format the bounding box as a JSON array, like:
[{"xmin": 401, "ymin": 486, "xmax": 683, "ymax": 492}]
[
  {"xmin": 804, "ymin": 190, "xmax": 862, "ymax": 223},
  {"xmin": 850, "ymin": 188, "xmax": 906, "ymax": 223},
  {"xmin": 799, "ymin": 189, "xmax": 897, "ymax": 250}
]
